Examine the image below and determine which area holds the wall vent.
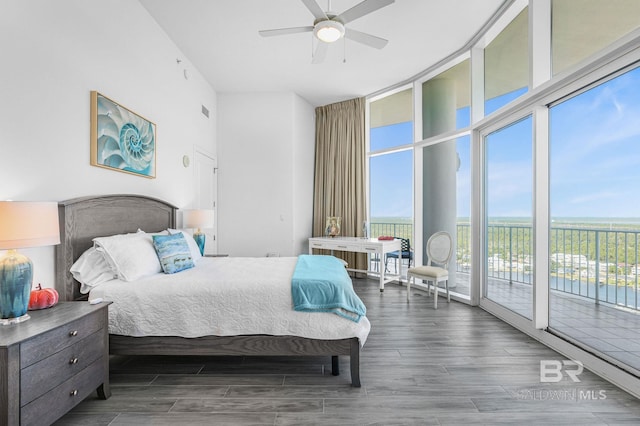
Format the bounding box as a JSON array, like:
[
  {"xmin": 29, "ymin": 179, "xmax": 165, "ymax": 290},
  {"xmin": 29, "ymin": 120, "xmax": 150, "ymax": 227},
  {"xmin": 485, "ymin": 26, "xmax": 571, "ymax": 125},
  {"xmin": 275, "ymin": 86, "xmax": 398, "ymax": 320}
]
[{"xmin": 201, "ymin": 105, "xmax": 210, "ymax": 118}]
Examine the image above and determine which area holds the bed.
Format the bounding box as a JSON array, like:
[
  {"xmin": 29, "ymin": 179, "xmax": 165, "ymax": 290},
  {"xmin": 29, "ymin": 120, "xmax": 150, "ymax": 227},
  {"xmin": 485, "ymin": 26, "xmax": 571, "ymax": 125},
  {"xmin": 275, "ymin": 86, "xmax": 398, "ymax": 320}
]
[{"xmin": 55, "ymin": 194, "xmax": 367, "ymax": 386}]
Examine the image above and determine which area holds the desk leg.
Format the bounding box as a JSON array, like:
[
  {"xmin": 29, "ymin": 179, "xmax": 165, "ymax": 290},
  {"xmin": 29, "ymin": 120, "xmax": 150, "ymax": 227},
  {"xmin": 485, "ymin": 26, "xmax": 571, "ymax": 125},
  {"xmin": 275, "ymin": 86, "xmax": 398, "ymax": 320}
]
[{"xmin": 379, "ymin": 250, "xmax": 385, "ymax": 292}]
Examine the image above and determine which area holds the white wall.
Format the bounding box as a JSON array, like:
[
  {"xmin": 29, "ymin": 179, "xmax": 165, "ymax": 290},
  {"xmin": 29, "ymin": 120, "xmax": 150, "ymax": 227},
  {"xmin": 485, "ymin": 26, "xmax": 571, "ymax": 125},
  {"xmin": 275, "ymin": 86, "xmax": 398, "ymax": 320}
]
[
  {"xmin": 217, "ymin": 93, "xmax": 315, "ymax": 257},
  {"xmin": 0, "ymin": 0, "xmax": 217, "ymax": 287},
  {"xmin": 292, "ymin": 96, "xmax": 316, "ymax": 255}
]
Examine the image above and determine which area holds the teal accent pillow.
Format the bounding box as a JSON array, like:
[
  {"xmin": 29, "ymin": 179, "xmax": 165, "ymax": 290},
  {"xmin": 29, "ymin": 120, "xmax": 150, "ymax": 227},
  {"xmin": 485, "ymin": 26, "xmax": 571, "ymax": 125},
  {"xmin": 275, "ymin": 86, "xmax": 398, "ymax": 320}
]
[{"xmin": 152, "ymin": 233, "xmax": 195, "ymax": 274}]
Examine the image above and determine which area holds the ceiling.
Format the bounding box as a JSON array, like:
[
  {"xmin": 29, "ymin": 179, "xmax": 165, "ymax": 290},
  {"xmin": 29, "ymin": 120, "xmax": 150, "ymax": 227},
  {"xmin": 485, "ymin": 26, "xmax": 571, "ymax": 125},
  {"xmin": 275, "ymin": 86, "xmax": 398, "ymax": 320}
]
[{"xmin": 139, "ymin": 0, "xmax": 506, "ymax": 107}]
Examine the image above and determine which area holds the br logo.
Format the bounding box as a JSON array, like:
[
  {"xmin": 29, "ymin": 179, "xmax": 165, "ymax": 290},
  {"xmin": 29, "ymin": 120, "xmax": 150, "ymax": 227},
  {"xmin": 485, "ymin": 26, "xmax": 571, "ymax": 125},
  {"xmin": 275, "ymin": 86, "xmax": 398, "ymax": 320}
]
[{"xmin": 540, "ymin": 360, "xmax": 583, "ymax": 382}]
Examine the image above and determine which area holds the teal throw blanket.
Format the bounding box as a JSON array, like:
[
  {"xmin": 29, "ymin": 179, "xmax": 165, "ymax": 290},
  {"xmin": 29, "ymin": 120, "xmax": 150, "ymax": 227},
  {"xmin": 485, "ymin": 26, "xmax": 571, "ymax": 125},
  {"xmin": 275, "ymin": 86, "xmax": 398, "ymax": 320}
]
[{"xmin": 292, "ymin": 255, "xmax": 366, "ymax": 323}]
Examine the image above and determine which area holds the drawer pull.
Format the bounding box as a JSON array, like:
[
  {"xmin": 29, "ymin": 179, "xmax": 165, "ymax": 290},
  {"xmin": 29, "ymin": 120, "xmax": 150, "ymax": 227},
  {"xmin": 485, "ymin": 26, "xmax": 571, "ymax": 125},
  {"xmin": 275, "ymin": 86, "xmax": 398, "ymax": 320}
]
[
  {"xmin": 365, "ymin": 247, "xmax": 376, "ymax": 251},
  {"xmin": 337, "ymin": 245, "xmax": 348, "ymax": 249},
  {"xmin": 69, "ymin": 330, "xmax": 78, "ymax": 337},
  {"xmin": 69, "ymin": 357, "xmax": 79, "ymax": 364},
  {"xmin": 70, "ymin": 389, "xmax": 78, "ymax": 397}
]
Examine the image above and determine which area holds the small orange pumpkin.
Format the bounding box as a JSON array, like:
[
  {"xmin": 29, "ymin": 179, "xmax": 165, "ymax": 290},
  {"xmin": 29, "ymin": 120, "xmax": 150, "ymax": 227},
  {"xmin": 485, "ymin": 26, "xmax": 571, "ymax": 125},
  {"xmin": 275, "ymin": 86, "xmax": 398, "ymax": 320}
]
[{"xmin": 28, "ymin": 284, "xmax": 59, "ymax": 310}]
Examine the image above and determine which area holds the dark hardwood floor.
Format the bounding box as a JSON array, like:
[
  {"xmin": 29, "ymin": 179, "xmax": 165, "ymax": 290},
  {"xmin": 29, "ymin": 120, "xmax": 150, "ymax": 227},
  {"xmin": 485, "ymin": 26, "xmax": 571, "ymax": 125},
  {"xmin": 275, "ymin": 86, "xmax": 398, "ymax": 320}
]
[{"xmin": 55, "ymin": 278, "xmax": 640, "ymax": 425}]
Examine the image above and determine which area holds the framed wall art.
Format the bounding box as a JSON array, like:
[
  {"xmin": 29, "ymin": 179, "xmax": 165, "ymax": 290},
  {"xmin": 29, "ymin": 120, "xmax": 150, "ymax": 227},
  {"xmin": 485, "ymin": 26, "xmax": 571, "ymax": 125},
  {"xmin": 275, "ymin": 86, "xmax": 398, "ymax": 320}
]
[{"xmin": 90, "ymin": 91, "xmax": 156, "ymax": 178}]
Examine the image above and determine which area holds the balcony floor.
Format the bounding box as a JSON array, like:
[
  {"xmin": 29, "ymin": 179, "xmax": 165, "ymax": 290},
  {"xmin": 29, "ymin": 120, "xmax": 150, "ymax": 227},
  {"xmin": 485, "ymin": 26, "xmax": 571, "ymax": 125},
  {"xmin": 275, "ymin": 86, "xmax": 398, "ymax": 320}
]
[
  {"xmin": 485, "ymin": 277, "xmax": 640, "ymax": 376},
  {"xmin": 376, "ymin": 260, "xmax": 640, "ymax": 376},
  {"xmin": 371, "ymin": 262, "xmax": 640, "ymax": 376}
]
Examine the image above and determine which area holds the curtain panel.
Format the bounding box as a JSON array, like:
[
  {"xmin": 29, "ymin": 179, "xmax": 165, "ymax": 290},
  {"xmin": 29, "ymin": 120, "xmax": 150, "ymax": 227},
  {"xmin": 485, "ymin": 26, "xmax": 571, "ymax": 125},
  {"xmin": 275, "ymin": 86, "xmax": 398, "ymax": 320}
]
[{"xmin": 313, "ymin": 97, "xmax": 367, "ymax": 271}]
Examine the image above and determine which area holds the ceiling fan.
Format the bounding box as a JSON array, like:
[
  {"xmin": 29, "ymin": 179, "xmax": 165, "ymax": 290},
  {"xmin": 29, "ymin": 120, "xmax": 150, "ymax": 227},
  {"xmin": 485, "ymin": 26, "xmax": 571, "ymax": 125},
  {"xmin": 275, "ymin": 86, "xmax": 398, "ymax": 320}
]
[{"xmin": 259, "ymin": 0, "xmax": 395, "ymax": 63}]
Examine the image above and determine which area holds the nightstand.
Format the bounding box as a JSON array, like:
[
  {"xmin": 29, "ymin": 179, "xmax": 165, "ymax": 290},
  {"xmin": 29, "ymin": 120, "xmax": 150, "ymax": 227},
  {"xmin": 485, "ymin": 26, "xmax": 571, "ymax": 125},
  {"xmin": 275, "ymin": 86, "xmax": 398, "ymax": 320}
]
[{"xmin": 0, "ymin": 302, "xmax": 110, "ymax": 425}]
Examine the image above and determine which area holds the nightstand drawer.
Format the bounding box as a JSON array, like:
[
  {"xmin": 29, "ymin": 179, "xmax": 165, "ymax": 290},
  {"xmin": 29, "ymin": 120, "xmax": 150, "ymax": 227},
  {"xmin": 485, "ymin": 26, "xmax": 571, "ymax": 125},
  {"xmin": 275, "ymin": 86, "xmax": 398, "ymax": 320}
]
[
  {"xmin": 21, "ymin": 358, "xmax": 105, "ymax": 426},
  {"xmin": 21, "ymin": 330, "xmax": 104, "ymax": 405},
  {"xmin": 20, "ymin": 308, "xmax": 105, "ymax": 367}
]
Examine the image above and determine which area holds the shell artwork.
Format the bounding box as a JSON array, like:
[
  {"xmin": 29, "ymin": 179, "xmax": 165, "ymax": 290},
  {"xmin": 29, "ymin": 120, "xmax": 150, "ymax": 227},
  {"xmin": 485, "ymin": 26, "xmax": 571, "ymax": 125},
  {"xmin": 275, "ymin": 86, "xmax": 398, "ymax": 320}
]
[
  {"xmin": 95, "ymin": 93, "xmax": 155, "ymax": 176},
  {"xmin": 118, "ymin": 122, "xmax": 154, "ymax": 171}
]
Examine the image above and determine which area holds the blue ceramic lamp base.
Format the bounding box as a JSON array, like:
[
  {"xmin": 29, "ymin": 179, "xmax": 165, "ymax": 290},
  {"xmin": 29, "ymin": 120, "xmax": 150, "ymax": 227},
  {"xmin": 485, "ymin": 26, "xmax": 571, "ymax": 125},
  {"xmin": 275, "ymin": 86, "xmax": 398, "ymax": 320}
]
[
  {"xmin": 0, "ymin": 313, "xmax": 30, "ymax": 325},
  {"xmin": 193, "ymin": 231, "xmax": 206, "ymax": 256},
  {"xmin": 0, "ymin": 249, "xmax": 32, "ymax": 325}
]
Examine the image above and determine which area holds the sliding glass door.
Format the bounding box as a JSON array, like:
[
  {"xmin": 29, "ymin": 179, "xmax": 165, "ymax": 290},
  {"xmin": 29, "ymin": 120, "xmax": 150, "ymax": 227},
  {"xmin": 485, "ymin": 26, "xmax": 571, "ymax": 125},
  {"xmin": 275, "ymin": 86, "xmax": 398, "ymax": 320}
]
[
  {"xmin": 549, "ymin": 65, "xmax": 640, "ymax": 372},
  {"xmin": 484, "ymin": 116, "xmax": 533, "ymax": 319}
]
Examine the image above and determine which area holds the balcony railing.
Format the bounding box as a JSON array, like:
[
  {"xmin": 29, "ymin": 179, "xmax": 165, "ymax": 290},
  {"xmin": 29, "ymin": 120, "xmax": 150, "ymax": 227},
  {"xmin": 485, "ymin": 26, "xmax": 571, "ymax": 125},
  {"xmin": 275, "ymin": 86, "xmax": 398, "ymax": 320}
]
[
  {"xmin": 371, "ymin": 221, "xmax": 640, "ymax": 310},
  {"xmin": 370, "ymin": 222, "xmax": 413, "ymax": 242}
]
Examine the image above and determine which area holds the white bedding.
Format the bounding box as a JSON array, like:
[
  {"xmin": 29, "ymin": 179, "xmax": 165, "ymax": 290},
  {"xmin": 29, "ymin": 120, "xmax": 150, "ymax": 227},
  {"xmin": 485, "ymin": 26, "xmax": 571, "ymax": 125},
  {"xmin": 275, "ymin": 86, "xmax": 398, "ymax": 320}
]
[{"xmin": 89, "ymin": 256, "xmax": 370, "ymax": 345}]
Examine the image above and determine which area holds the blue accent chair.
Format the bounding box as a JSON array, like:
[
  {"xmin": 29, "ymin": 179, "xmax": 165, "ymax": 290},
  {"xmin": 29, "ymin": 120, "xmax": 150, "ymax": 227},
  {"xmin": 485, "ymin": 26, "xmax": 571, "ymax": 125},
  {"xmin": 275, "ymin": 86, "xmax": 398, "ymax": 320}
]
[{"xmin": 385, "ymin": 237, "xmax": 413, "ymax": 273}]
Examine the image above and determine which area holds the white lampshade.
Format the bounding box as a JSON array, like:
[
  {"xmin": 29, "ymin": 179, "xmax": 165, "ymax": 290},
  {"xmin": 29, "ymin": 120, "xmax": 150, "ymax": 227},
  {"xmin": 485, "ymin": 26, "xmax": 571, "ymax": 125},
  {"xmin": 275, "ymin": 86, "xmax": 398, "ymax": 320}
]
[
  {"xmin": 0, "ymin": 201, "xmax": 60, "ymax": 324},
  {"xmin": 0, "ymin": 201, "xmax": 60, "ymax": 249},
  {"xmin": 182, "ymin": 209, "xmax": 214, "ymax": 229}
]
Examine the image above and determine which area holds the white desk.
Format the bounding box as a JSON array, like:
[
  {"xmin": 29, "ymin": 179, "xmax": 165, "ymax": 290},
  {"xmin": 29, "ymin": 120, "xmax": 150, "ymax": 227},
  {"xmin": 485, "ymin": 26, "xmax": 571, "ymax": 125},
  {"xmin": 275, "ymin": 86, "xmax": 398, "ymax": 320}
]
[{"xmin": 308, "ymin": 236, "xmax": 403, "ymax": 292}]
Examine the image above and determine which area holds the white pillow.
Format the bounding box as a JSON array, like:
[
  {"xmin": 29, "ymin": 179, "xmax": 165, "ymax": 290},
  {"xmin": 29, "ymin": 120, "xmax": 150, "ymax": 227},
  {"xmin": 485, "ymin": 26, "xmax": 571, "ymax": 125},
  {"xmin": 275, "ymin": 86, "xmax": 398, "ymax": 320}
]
[
  {"xmin": 168, "ymin": 229, "xmax": 203, "ymax": 263},
  {"xmin": 70, "ymin": 246, "xmax": 118, "ymax": 294},
  {"xmin": 137, "ymin": 229, "xmax": 169, "ymax": 236},
  {"xmin": 93, "ymin": 232, "xmax": 162, "ymax": 281}
]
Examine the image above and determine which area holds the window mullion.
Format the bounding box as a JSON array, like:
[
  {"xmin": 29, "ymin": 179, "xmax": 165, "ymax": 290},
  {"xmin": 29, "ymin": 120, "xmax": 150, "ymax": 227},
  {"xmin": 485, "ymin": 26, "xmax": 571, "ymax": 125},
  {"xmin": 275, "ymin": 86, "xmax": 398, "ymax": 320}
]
[
  {"xmin": 529, "ymin": 0, "xmax": 551, "ymax": 89},
  {"xmin": 533, "ymin": 105, "xmax": 549, "ymax": 329}
]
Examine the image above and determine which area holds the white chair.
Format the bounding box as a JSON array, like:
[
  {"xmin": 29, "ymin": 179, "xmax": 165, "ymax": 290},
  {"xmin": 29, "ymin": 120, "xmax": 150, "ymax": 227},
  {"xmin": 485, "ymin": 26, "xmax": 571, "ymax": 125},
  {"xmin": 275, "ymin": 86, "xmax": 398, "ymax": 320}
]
[{"xmin": 406, "ymin": 231, "xmax": 453, "ymax": 309}]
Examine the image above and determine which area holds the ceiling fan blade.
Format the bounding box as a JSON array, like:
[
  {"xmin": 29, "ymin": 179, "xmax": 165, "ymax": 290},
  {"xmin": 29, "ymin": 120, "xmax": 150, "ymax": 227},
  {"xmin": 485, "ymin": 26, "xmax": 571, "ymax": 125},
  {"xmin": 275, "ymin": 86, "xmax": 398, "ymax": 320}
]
[
  {"xmin": 301, "ymin": 0, "xmax": 328, "ymax": 21},
  {"xmin": 259, "ymin": 26, "xmax": 314, "ymax": 37},
  {"xmin": 345, "ymin": 28, "xmax": 388, "ymax": 49},
  {"xmin": 312, "ymin": 42, "xmax": 328, "ymax": 64},
  {"xmin": 336, "ymin": 0, "xmax": 394, "ymax": 24}
]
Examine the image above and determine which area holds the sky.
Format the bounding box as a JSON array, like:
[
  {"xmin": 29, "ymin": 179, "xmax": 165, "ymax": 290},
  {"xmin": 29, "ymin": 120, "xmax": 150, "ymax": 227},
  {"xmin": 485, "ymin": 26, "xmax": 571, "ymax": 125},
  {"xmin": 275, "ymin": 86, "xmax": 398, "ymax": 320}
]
[
  {"xmin": 370, "ymin": 66, "xmax": 640, "ymax": 220},
  {"xmin": 550, "ymin": 66, "xmax": 640, "ymax": 219}
]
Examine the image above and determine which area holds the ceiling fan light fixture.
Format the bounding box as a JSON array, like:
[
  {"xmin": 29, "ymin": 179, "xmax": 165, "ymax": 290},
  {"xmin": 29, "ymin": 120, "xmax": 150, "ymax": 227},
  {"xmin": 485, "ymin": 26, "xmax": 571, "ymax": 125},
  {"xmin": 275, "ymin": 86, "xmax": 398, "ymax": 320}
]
[{"xmin": 314, "ymin": 20, "xmax": 345, "ymax": 43}]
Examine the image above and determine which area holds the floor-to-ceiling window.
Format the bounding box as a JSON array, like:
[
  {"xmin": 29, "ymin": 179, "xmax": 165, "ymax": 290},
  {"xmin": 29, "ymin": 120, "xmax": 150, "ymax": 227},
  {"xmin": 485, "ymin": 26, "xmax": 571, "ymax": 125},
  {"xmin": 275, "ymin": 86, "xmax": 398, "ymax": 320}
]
[
  {"xmin": 549, "ymin": 65, "xmax": 640, "ymax": 372},
  {"xmin": 366, "ymin": 0, "xmax": 640, "ymax": 390},
  {"xmin": 369, "ymin": 89, "xmax": 414, "ymax": 273},
  {"xmin": 420, "ymin": 58, "xmax": 472, "ymax": 297}
]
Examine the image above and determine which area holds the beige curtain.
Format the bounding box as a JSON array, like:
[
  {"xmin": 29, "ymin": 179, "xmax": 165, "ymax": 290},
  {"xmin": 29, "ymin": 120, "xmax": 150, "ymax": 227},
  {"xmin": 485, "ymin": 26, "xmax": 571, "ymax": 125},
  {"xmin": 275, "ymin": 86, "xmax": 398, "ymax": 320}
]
[{"xmin": 313, "ymin": 97, "xmax": 367, "ymax": 271}]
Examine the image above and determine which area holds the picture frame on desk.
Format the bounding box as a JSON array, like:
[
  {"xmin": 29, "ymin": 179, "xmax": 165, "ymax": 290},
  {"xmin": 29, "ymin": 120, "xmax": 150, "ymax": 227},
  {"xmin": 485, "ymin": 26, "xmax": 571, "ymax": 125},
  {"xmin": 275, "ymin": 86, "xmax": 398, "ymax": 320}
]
[{"xmin": 325, "ymin": 216, "xmax": 341, "ymax": 237}]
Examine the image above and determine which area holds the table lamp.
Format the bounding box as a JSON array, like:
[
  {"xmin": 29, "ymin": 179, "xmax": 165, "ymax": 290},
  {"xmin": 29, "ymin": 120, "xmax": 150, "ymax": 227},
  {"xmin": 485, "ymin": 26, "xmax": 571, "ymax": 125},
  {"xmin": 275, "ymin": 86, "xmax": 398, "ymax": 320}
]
[
  {"xmin": 0, "ymin": 201, "xmax": 60, "ymax": 325},
  {"xmin": 182, "ymin": 209, "xmax": 214, "ymax": 255}
]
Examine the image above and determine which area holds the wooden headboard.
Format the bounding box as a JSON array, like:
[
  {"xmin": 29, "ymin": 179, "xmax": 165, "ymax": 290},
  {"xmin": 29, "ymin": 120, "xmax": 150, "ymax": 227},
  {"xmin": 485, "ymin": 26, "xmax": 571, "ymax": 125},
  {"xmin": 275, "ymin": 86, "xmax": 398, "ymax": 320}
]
[{"xmin": 55, "ymin": 194, "xmax": 177, "ymax": 301}]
